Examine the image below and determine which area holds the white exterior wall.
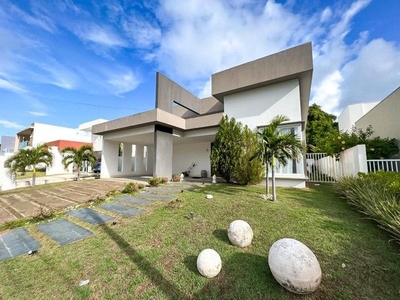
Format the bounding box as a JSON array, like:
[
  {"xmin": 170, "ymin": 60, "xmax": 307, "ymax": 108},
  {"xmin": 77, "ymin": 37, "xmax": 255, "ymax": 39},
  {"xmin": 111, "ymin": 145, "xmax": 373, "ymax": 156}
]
[
  {"xmin": 317, "ymin": 145, "xmax": 367, "ymax": 180},
  {"xmin": 355, "ymin": 88, "xmax": 400, "ymax": 144},
  {"xmin": 0, "ymin": 153, "xmax": 14, "ymax": 191},
  {"xmin": 341, "ymin": 144, "xmax": 368, "ymax": 175},
  {"xmin": 172, "ymin": 142, "xmax": 211, "ymax": 177},
  {"xmin": 224, "ymin": 79, "xmax": 302, "ymax": 131},
  {"xmin": 338, "ymin": 102, "xmax": 379, "ymax": 132},
  {"xmin": 31, "ymin": 123, "xmax": 92, "ymax": 146},
  {"xmin": 101, "ymin": 140, "xmax": 119, "ymax": 178},
  {"xmin": 46, "ymin": 146, "xmax": 73, "ymax": 175}
]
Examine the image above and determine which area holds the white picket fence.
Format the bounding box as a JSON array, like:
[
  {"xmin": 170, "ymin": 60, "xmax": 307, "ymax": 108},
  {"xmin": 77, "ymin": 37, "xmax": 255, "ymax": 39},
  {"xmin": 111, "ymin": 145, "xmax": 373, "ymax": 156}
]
[
  {"xmin": 367, "ymin": 159, "xmax": 400, "ymax": 172},
  {"xmin": 306, "ymin": 153, "xmax": 343, "ymax": 183},
  {"xmin": 306, "ymin": 145, "xmax": 368, "ymax": 183}
]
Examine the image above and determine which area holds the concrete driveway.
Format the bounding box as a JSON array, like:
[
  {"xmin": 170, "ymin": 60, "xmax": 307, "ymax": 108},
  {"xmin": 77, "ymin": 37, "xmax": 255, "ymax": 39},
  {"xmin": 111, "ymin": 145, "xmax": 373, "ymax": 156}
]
[{"xmin": 0, "ymin": 178, "xmax": 137, "ymax": 225}]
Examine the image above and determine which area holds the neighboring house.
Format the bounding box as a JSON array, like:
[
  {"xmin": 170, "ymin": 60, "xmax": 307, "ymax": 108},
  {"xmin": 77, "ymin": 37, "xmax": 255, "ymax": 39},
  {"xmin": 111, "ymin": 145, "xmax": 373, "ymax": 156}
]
[
  {"xmin": 355, "ymin": 86, "xmax": 400, "ymax": 151},
  {"xmin": 92, "ymin": 43, "xmax": 313, "ymax": 187},
  {"xmin": 0, "ymin": 136, "xmax": 15, "ymax": 153},
  {"xmin": 12, "ymin": 120, "xmax": 106, "ymax": 175},
  {"xmin": 338, "ymin": 102, "xmax": 379, "ymax": 132}
]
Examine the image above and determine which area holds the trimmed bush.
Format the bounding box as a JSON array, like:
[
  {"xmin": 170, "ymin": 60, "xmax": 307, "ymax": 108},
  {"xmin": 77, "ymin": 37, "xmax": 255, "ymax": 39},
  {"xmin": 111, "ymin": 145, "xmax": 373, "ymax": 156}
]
[
  {"xmin": 337, "ymin": 172, "xmax": 400, "ymax": 244},
  {"xmin": 149, "ymin": 177, "xmax": 163, "ymax": 187}
]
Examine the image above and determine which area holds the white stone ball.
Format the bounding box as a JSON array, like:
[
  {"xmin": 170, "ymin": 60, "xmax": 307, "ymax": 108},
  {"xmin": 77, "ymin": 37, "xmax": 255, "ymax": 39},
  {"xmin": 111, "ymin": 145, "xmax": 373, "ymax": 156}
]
[
  {"xmin": 196, "ymin": 249, "xmax": 222, "ymax": 278},
  {"xmin": 268, "ymin": 238, "xmax": 322, "ymax": 294},
  {"xmin": 227, "ymin": 220, "xmax": 253, "ymax": 248}
]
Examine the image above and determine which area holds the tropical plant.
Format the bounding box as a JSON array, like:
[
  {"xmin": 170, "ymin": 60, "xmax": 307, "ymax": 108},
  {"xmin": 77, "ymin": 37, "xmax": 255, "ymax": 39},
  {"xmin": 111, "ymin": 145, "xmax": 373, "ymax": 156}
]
[
  {"xmin": 4, "ymin": 143, "xmax": 54, "ymax": 187},
  {"xmin": 337, "ymin": 173, "xmax": 400, "ymax": 244},
  {"xmin": 61, "ymin": 145, "xmax": 97, "ymax": 180},
  {"xmin": 255, "ymin": 115, "xmax": 303, "ymax": 201},
  {"xmin": 211, "ymin": 116, "xmax": 264, "ymax": 184}
]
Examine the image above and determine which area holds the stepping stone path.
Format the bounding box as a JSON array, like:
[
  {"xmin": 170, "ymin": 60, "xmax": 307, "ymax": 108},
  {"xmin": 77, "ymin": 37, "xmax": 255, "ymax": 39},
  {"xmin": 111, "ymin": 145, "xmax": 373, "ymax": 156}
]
[
  {"xmin": 68, "ymin": 208, "xmax": 114, "ymax": 225},
  {"xmin": 0, "ymin": 228, "xmax": 41, "ymax": 261},
  {"xmin": 99, "ymin": 203, "xmax": 144, "ymax": 217},
  {"xmin": 0, "ymin": 182, "xmax": 199, "ymax": 261},
  {"xmin": 115, "ymin": 196, "xmax": 153, "ymax": 206},
  {"xmin": 138, "ymin": 192, "xmax": 176, "ymax": 201},
  {"xmin": 37, "ymin": 219, "xmax": 93, "ymax": 246}
]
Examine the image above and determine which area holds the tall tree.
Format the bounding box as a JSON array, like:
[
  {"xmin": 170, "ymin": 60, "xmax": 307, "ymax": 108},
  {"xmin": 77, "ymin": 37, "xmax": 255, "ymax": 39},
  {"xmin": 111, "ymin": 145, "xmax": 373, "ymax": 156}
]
[
  {"xmin": 61, "ymin": 145, "xmax": 97, "ymax": 180},
  {"xmin": 256, "ymin": 115, "xmax": 304, "ymax": 201},
  {"xmin": 306, "ymin": 103, "xmax": 338, "ymax": 152},
  {"xmin": 210, "ymin": 116, "xmax": 264, "ymax": 184},
  {"xmin": 4, "ymin": 144, "xmax": 54, "ymax": 187}
]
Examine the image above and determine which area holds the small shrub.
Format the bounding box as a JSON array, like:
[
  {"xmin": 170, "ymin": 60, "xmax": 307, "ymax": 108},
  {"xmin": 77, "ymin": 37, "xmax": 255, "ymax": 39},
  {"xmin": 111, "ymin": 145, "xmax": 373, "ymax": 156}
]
[
  {"xmin": 106, "ymin": 188, "xmax": 118, "ymax": 197},
  {"xmin": 90, "ymin": 191, "xmax": 106, "ymax": 201},
  {"xmin": 161, "ymin": 177, "xmax": 169, "ymax": 184},
  {"xmin": 149, "ymin": 177, "xmax": 162, "ymax": 187},
  {"xmin": 172, "ymin": 174, "xmax": 181, "ymax": 182},
  {"xmin": 33, "ymin": 206, "xmax": 53, "ymax": 221},
  {"xmin": 122, "ymin": 182, "xmax": 138, "ymax": 194},
  {"xmin": 167, "ymin": 198, "xmax": 183, "ymax": 209},
  {"xmin": 137, "ymin": 183, "xmax": 145, "ymax": 190}
]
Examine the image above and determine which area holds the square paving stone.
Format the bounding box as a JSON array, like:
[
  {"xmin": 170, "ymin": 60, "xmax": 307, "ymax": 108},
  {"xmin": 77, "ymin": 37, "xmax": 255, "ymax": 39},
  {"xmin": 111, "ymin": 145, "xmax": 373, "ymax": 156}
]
[
  {"xmin": 36, "ymin": 219, "xmax": 93, "ymax": 246},
  {"xmin": 0, "ymin": 228, "xmax": 41, "ymax": 261},
  {"xmin": 67, "ymin": 208, "xmax": 114, "ymax": 225},
  {"xmin": 99, "ymin": 203, "xmax": 144, "ymax": 217},
  {"xmin": 139, "ymin": 192, "xmax": 176, "ymax": 201},
  {"xmin": 115, "ymin": 196, "xmax": 153, "ymax": 206}
]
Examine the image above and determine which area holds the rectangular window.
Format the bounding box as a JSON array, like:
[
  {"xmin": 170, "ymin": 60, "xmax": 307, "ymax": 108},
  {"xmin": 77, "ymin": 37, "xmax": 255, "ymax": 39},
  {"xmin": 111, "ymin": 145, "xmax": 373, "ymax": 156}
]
[{"xmin": 275, "ymin": 124, "xmax": 303, "ymax": 175}]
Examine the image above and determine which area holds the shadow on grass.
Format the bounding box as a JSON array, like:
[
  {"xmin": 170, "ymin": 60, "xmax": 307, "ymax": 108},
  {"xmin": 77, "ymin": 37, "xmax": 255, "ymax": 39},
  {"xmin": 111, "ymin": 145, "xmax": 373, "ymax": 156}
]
[
  {"xmin": 101, "ymin": 224, "xmax": 183, "ymax": 298},
  {"xmin": 192, "ymin": 252, "xmax": 285, "ymax": 300},
  {"xmin": 183, "ymin": 255, "xmax": 199, "ymax": 275},
  {"xmin": 90, "ymin": 214, "xmax": 185, "ymax": 299},
  {"xmin": 213, "ymin": 229, "xmax": 231, "ymax": 245}
]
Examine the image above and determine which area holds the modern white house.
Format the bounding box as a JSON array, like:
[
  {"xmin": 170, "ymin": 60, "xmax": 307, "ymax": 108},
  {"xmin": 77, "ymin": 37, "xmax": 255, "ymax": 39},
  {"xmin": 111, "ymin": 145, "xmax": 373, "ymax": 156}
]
[
  {"xmin": 92, "ymin": 43, "xmax": 313, "ymax": 187},
  {"xmin": 12, "ymin": 119, "xmax": 107, "ymax": 175},
  {"xmin": 338, "ymin": 102, "xmax": 379, "ymax": 132},
  {"xmin": 355, "ymin": 86, "xmax": 400, "ymax": 151}
]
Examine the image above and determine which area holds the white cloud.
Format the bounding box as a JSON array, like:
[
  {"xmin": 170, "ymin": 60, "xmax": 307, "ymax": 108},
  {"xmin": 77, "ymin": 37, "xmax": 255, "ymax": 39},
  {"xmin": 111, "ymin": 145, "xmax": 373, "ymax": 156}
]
[
  {"xmin": 311, "ymin": 71, "xmax": 344, "ymax": 114},
  {"xmin": 0, "ymin": 119, "xmax": 24, "ymax": 129},
  {"xmin": 340, "ymin": 39, "xmax": 400, "ymax": 106},
  {"xmin": 0, "ymin": 78, "xmax": 26, "ymax": 94},
  {"xmin": 72, "ymin": 23, "xmax": 127, "ymax": 48},
  {"xmin": 122, "ymin": 14, "xmax": 161, "ymax": 49},
  {"xmin": 145, "ymin": 0, "xmax": 399, "ymax": 116},
  {"xmin": 107, "ymin": 70, "xmax": 141, "ymax": 95},
  {"xmin": 29, "ymin": 111, "xmax": 48, "ymax": 117}
]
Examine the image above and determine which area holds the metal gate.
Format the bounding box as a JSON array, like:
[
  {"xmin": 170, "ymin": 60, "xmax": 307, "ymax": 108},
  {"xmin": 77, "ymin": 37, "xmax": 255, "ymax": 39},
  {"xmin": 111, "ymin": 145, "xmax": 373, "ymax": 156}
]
[{"xmin": 306, "ymin": 153, "xmax": 343, "ymax": 183}]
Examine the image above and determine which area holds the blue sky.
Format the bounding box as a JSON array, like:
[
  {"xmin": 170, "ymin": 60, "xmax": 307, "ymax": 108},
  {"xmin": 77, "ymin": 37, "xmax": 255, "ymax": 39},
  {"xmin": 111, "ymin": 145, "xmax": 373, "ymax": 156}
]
[{"xmin": 1, "ymin": 0, "xmax": 399, "ymax": 138}]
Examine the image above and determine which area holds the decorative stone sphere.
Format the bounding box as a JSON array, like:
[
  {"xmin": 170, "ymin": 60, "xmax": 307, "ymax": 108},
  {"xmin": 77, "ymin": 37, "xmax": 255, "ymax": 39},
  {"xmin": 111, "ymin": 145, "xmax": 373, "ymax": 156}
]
[
  {"xmin": 196, "ymin": 249, "xmax": 222, "ymax": 278},
  {"xmin": 227, "ymin": 220, "xmax": 253, "ymax": 248},
  {"xmin": 268, "ymin": 238, "xmax": 322, "ymax": 294}
]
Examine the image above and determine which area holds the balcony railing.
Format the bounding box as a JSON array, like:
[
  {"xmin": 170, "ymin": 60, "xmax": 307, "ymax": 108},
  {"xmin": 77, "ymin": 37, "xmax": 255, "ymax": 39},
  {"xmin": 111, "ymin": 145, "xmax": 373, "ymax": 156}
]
[{"xmin": 18, "ymin": 141, "xmax": 29, "ymax": 149}]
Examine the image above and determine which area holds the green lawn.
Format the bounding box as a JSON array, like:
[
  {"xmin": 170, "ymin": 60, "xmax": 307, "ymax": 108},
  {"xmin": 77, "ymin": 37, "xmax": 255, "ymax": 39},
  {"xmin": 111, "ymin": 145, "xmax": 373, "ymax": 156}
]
[
  {"xmin": 0, "ymin": 184, "xmax": 399, "ymax": 299},
  {"xmin": 15, "ymin": 171, "xmax": 46, "ymax": 180}
]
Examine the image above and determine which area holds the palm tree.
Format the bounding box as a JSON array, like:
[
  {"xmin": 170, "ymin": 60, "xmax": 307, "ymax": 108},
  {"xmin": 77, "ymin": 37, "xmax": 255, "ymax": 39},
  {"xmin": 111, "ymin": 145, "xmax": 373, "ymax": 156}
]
[
  {"xmin": 61, "ymin": 145, "xmax": 97, "ymax": 180},
  {"xmin": 256, "ymin": 115, "xmax": 304, "ymax": 201},
  {"xmin": 4, "ymin": 144, "xmax": 54, "ymax": 187}
]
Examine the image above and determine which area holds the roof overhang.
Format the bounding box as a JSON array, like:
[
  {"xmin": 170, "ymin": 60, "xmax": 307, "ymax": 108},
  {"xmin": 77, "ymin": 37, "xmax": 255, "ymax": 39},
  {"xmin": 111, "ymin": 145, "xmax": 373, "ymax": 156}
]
[
  {"xmin": 211, "ymin": 42, "xmax": 313, "ymax": 122},
  {"xmin": 16, "ymin": 127, "xmax": 33, "ymax": 137},
  {"xmin": 92, "ymin": 108, "xmax": 223, "ymax": 135}
]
